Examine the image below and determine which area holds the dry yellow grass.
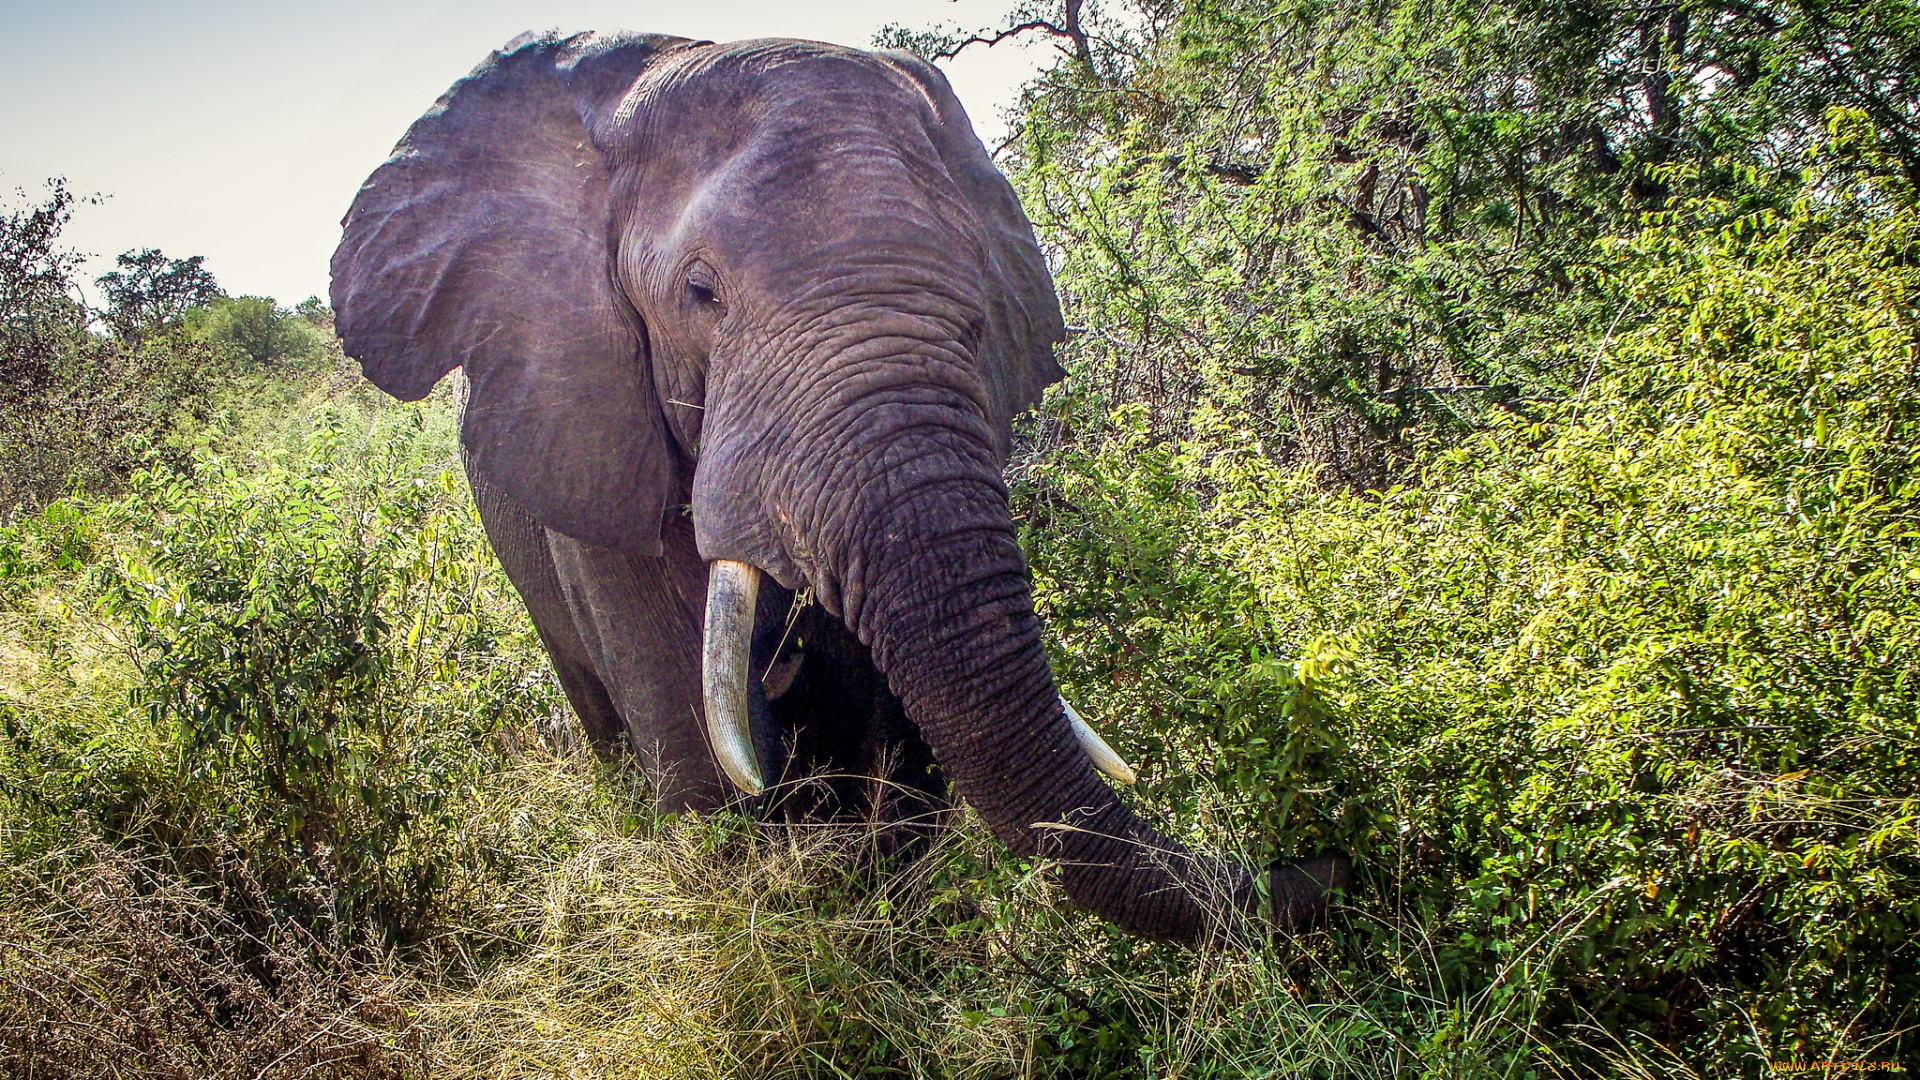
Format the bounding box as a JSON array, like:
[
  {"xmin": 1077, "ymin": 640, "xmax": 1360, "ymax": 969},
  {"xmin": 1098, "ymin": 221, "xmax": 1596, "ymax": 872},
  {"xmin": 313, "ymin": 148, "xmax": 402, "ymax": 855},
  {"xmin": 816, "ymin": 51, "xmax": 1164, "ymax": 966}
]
[
  {"xmin": 405, "ymin": 757, "xmax": 1075, "ymax": 1079},
  {"xmin": 0, "ymin": 842, "xmax": 428, "ymax": 1079}
]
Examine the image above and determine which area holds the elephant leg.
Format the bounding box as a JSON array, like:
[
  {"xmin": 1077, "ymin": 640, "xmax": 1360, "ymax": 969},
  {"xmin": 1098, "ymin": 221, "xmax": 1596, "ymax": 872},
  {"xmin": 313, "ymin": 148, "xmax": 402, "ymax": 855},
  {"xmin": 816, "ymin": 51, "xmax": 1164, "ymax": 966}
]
[
  {"xmin": 544, "ymin": 514, "xmax": 730, "ymax": 811},
  {"xmin": 467, "ymin": 458, "xmax": 627, "ymax": 757}
]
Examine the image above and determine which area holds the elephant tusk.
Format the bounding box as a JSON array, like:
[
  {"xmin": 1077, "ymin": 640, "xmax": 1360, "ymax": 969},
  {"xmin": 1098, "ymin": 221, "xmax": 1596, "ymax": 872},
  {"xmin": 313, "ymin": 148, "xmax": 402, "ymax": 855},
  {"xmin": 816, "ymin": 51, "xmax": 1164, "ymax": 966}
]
[
  {"xmin": 1061, "ymin": 697, "xmax": 1137, "ymax": 786},
  {"xmin": 703, "ymin": 559, "xmax": 765, "ymax": 795}
]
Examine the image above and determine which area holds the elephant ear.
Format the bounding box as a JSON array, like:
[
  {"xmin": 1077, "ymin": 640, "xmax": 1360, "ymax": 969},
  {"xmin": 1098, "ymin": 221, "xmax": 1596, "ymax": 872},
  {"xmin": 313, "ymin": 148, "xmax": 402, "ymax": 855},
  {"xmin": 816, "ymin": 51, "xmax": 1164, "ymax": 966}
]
[
  {"xmin": 331, "ymin": 30, "xmax": 697, "ymax": 556},
  {"xmin": 881, "ymin": 52, "xmax": 1068, "ymax": 456}
]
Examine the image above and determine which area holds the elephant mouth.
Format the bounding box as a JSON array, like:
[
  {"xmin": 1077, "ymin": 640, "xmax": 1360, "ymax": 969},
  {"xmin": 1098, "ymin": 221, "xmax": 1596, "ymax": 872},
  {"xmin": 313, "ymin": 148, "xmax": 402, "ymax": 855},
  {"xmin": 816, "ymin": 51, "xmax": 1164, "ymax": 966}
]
[
  {"xmin": 691, "ymin": 557, "xmax": 939, "ymax": 824},
  {"xmin": 700, "ymin": 558, "xmax": 1134, "ymax": 813}
]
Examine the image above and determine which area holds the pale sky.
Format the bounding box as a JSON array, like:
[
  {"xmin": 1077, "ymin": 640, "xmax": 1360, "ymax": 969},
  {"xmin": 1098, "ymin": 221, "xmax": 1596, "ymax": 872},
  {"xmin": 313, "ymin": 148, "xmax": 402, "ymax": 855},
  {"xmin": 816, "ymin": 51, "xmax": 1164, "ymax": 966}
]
[{"xmin": 1, "ymin": 0, "xmax": 1050, "ymax": 307}]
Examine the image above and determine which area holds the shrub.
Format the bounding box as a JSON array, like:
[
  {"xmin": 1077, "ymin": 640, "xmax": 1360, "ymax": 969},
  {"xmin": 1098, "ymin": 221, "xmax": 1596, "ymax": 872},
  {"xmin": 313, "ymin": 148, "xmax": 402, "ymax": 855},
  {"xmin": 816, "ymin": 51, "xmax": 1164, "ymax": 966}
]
[
  {"xmin": 0, "ymin": 334, "xmax": 235, "ymax": 514},
  {"xmin": 1017, "ymin": 179, "xmax": 1920, "ymax": 1068},
  {"xmin": 4, "ymin": 400, "xmax": 558, "ymax": 949},
  {"xmin": 184, "ymin": 294, "xmax": 333, "ymax": 368}
]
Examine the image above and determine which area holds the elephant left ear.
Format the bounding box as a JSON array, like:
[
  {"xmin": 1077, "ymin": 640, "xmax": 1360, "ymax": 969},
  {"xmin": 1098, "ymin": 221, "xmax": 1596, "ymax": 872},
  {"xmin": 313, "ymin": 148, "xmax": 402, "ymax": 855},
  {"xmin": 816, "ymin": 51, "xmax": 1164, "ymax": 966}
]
[
  {"xmin": 880, "ymin": 52, "xmax": 1068, "ymax": 455},
  {"xmin": 331, "ymin": 30, "xmax": 698, "ymax": 556}
]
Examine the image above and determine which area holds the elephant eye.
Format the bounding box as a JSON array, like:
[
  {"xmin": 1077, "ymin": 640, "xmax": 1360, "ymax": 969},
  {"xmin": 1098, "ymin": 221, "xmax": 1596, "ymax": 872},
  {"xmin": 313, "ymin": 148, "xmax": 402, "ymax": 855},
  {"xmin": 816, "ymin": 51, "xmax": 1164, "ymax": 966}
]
[{"xmin": 686, "ymin": 279, "xmax": 722, "ymax": 310}]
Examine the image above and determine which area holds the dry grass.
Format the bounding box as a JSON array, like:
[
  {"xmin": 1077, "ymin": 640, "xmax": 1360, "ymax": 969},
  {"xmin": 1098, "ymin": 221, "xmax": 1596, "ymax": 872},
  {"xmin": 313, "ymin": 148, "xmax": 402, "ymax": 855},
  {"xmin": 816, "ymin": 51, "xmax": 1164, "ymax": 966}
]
[
  {"xmin": 405, "ymin": 757, "xmax": 1068, "ymax": 1079},
  {"xmin": 396, "ymin": 753, "xmax": 1465, "ymax": 1079},
  {"xmin": 0, "ymin": 737, "xmax": 1674, "ymax": 1079},
  {"xmin": 0, "ymin": 840, "xmax": 426, "ymax": 1079}
]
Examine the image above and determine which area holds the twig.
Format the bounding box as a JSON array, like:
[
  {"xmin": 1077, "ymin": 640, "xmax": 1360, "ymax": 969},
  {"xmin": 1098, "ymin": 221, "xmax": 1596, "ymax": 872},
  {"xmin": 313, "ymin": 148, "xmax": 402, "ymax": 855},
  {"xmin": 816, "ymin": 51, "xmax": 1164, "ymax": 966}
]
[
  {"xmin": 1573, "ymin": 297, "xmax": 1634, "ymax": 418},
  {"xmin": 252, "ymin": 1014, "xmax": 350, "ymax": 1080},
  {"xmin": 762, "ymin": 587, "xmax": 812, "ymax": 683},
  {"xmin": 933, "ymin": 0, "xmax": 1094, "ymax": 77}
]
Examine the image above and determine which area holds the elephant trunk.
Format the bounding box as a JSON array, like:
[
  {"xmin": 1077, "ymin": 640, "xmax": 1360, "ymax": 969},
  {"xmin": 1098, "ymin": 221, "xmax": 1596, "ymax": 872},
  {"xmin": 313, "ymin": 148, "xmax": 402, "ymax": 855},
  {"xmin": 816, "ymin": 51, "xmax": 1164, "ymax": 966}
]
[
  {"xmin": 856, "ymin": 501, "xmax": 1223, "ymax": 942},
  {"xmin": 827, "ymin": 453, "xmax": 1336, "ymax": 944},
  {"xmin": 694, "ymin": 314, "xmax": 1343, "ymax": 944}
]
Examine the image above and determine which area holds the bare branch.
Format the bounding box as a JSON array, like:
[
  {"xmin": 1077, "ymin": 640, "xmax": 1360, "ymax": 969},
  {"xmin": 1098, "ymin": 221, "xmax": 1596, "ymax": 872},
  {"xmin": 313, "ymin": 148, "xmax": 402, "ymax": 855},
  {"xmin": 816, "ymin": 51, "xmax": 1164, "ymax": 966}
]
[
  {"xmin": 930, "ymin": 19, "xmax": 1071, "ymax": 61},
  {"xmin": 932, "ymin": 0, "xmax": 1096, "ymax": 80}
]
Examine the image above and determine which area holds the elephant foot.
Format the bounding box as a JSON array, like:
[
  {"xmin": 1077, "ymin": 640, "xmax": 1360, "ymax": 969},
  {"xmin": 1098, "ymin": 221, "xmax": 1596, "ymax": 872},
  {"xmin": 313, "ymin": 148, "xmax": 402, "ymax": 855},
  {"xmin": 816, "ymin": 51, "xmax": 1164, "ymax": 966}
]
[{"xmin": 1267, "ymin": 854, "xmax": 1351, "ymax": 934}]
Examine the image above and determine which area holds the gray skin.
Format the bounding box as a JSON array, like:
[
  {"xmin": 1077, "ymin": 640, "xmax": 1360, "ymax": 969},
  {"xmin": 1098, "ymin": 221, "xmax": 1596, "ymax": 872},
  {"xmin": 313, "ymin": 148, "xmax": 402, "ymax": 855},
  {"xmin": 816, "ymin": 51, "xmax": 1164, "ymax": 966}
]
[{"xmin": 331, "ymin": 30, "xmax": 1346, "ymax": 946}]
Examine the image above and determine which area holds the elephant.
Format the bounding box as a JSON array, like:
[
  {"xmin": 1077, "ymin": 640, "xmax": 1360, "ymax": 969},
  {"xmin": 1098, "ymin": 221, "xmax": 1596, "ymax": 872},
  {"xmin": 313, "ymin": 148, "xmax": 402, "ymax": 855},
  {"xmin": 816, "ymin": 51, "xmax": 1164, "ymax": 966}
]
[{"xmin": 330, "ymin": 29, "xmax": 1346, "ymax": 946}]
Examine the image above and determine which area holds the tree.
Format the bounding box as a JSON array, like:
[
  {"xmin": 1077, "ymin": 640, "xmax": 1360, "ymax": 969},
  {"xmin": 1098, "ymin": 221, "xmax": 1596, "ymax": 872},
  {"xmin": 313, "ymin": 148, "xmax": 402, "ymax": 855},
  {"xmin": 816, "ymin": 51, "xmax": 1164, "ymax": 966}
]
[
  {"xmin": 891, "ymin": 0, "xmax": 1920, "ymax": 484},
  {"xmin": 1, "ymin": 179, "xmax": 91, "ymax": 392},
  {"xmin": 95, "ymin": 247, "xmax": 222, "ymax": 343},
  {"xmin": 184, "ymin": 295, "xmax": 320, "ymax": 367}
]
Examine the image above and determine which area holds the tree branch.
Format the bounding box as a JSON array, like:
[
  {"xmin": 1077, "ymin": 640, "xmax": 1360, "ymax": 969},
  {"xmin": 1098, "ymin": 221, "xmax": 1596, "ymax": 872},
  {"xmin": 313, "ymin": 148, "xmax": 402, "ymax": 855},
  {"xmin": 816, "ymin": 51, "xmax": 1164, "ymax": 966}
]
[
  {"xmin": 932, "ymin": 0, "xmax": 1096, "ymax": 80},
  {"xmin": 931, "ymin": 20, "xmax": 1067, "ymax": 60}
]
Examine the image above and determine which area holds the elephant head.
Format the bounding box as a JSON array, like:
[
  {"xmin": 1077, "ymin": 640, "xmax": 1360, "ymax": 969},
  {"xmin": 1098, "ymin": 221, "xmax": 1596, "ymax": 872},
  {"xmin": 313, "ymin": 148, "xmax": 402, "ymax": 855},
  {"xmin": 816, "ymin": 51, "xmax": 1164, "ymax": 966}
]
[{"xmin": 331, "ymin": 31, "xmax": 1345, "ymax": 946}]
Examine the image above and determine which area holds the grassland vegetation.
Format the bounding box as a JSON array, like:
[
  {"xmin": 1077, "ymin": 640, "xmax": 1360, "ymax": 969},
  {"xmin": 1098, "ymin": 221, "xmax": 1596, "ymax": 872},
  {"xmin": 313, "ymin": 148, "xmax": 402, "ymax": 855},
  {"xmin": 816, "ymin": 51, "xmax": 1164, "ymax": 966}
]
[
  {"xmin": 0, "ymin": 183, "xmax": 337, "ymax": 515},
  {"xmin": 3, "ymin": 1, "xmax": 1919, "ymax": 1074}
]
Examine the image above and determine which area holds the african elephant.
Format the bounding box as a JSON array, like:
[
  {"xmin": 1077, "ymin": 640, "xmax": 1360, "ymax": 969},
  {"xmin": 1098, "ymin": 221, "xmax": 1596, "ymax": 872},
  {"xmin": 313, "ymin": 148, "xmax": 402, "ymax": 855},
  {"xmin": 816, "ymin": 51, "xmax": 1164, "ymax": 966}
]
[{"xmin": 330, "ymin": 30, "xmax": 1345, "ymax": 945}]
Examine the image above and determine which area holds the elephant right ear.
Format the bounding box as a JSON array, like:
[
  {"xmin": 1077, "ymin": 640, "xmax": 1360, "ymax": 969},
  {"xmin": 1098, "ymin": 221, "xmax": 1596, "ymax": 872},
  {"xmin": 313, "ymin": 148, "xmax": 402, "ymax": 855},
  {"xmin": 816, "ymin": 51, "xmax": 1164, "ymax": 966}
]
[{"xmin": 331, "ymin": 31, "xmax": 697, "ymax": 556}]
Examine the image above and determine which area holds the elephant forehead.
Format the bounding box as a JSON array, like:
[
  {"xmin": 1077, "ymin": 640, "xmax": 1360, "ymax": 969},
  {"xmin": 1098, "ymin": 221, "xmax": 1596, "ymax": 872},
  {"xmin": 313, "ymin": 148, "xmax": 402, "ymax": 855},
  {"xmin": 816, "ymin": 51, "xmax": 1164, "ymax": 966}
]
[
  {"xmin": 616, "ymin": 40, "xmax": 938, "ymax": 157},
  {"xmin": 613, "ymin": 141, "xmax": 991, "ymax": 316},
  {"xmin": 652, "ymin": 38, "xmax": 929, "ymax": 104}
]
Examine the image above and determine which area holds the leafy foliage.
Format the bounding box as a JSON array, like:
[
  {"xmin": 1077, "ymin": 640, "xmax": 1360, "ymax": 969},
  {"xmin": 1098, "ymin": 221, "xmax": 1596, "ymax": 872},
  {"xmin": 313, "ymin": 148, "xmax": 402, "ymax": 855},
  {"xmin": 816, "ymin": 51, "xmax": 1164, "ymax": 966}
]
[
  {"xmin": 94, "ymin": 246, "xmax": 222, "ymax": 343},
  {"xmin": 984, "ymin": 0, "xmax": 1920, "ymax": 484},
  {"xmin": 0, "ymin": 336, "xmax": 233, "ymax": 514},
  {"xmin": 4, "ymin": 404, "xmax": 558, "ymax": 948},
  {"xmin": 183, "ymin": 294, "xmax": 333, "ymax": 368},
  {"xmin": 1019, "ymin": 170, "xmax": 1920, "ymax": 1069}
]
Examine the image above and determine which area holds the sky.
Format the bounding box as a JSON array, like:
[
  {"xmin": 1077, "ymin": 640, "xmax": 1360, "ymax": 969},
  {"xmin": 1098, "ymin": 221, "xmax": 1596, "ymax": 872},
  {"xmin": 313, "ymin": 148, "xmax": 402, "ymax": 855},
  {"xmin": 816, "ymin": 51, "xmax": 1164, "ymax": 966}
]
[{"xmin": 0, "ymin": 0, "xmax": 1050, "ymax": 307}]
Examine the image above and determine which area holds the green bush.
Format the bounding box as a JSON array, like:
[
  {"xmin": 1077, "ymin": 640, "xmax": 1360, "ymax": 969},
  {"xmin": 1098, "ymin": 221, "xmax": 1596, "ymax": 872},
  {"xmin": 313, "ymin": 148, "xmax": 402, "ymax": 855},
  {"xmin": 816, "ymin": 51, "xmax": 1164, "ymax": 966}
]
[
  {"xmin": 1018, "ymin": 178, "xmax": 1920, "ymax": 1068},
  {"xmin": 0, "ymin": 334, "xmax": 237, "ymax": 514},
  {"xmin": 183, "ymin": 294, "xmax": 333, "ymax": 368},
  {"xmin": 3, "ymin": 401, "xmax": 558, "ymax": 948}
]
